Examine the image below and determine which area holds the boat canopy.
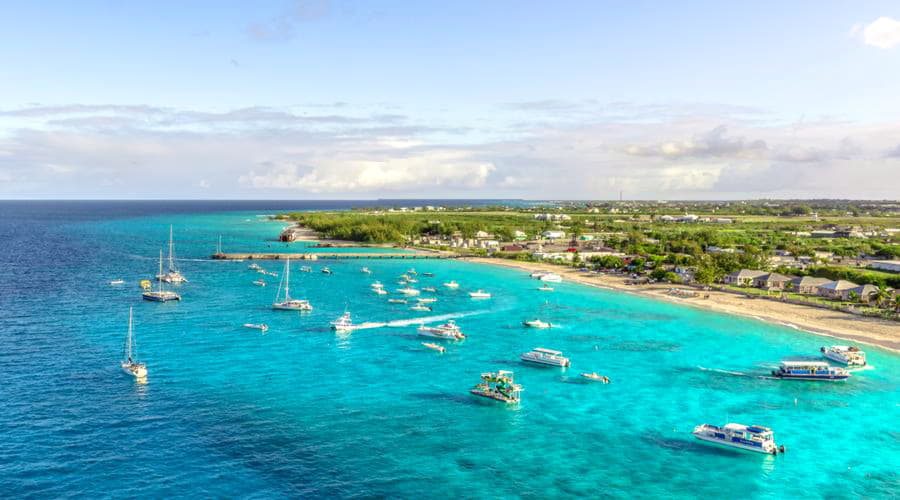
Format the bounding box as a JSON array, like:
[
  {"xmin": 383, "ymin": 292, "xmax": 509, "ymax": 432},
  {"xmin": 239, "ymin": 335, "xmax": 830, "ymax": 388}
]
[
  {"xmin": 781, "ymin": 360, "xmax": 830, "ymax": 367},
  {"xmin": 533, "ymin": 347, "xmax": 563, "ymax": 355}
]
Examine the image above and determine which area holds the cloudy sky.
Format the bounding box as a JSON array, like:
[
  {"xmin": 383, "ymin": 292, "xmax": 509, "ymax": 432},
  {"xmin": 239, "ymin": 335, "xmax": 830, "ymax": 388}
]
[{"xmin": 2, "ymin": 1, "xmax": 900, "ymax": 200}]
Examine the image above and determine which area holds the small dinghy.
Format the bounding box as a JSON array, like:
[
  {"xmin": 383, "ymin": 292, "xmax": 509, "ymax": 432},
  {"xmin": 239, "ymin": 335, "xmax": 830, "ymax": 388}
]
[
  {"xmin": 580, "ymin": 372, "xmax": 609, "ymax": 383},
  {"xmin": 253, "ymin": 279, "xmax": 266, "ymax": 287},
  {"xmin": 523, "ymin": 319, "xmax": 552, "ymax": 329},
  {"xmin": 422, "ymin": 342, "xmax": 445, "ymax": 353},
  {"xmin": 243, "ymin": 323, "xmax": 269, "ymax": 332},
  {"xmin": 388, "ymin": 298, "xmax": 408, "ymax": 304},
  {"xmin": 110, "ymin": 279, "xmax": 125, "ymax": 285},
  {"xmin": 410, "ymin": 304, "xmax": 432, "ymax": 312}
]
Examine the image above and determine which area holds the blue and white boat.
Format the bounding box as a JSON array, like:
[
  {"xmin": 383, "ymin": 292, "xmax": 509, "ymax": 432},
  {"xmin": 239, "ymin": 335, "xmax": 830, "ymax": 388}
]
[
  {"xmin": 771, "ymin": 361, "xmax": 850, "ymax": 381},
  {"xmin": 693, "ymin": 423, "xmax": 783, "ymax": 455}
]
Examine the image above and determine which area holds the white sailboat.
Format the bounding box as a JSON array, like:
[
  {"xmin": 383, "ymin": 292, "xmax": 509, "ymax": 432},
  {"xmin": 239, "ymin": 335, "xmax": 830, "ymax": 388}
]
[
  {"xmin": 157, "ymin": 225, "xmax": 188, "ymax": 283},
  {"xmin": 143, "ymin": 249, "xmax": 181, "ymax": 302},
  {"xmin": 272, "ymin": 258, "xmax": 313, "ymax": 311},
  {"xmin": 121, "ymin": 307, "xmax": 148, "ymax": 378}
]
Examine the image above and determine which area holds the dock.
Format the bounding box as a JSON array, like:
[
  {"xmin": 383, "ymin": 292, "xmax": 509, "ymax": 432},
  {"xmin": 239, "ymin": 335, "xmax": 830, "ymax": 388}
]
[{"xmin": 211, "ymin": 252, "xmax": 456, "ymax": 260}]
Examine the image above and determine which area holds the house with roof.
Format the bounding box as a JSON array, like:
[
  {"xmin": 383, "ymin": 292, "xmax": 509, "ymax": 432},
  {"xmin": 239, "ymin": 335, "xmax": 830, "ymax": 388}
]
[
  {"xmin": 723, "ymin": 269, "xmax": 768, "ymax": 286},
  {"xmin": 847, "ymin": 283, "xmax": 880, "ymax": 302},
  {"xmin": 751, "ymin": 272, "xmax": 793, "ymax": 290},
  {"xmin": 816, "ymin": 280, "xmax": 859, "ymax": 299},
  {"xmin": 789, "ymin": 276, "xmax": 831, "ymax": 294}
]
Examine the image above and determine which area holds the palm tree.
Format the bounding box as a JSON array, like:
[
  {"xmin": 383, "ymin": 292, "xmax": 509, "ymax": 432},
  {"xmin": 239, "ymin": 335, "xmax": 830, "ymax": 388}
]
[
  {"xmin": 893, "ymin": 294, "xmax": 900, "ymax": 312},
  {"xmin": 869, "ymin": 284, "xmax": 891, "ymax": 307}
]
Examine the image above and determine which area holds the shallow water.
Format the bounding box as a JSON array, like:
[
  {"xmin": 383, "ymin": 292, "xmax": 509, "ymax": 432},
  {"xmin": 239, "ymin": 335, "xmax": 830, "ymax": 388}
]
[{"xmin": 1, "ymin": 201, "xmax": 898, "ymax": 499}]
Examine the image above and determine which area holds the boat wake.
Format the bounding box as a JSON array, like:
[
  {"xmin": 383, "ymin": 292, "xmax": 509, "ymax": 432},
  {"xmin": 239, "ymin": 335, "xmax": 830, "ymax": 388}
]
[
  {"xmin": 697, "ymin": 366, "xmax": 751, "ymax": 377},
  {"xmin": 385, "ymin": 310, "xmax": 491, "ymax": 328}
]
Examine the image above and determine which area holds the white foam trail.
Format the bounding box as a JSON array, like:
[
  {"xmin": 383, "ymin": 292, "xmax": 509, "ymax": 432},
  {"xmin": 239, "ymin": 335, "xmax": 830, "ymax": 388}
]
[
  {"xmin": 385, "ymin": 310, "xmax": 491, "ymax": 328},
  {"xmin": 697, "ymin": 366, "xmax": 750, "ymax": 377}
]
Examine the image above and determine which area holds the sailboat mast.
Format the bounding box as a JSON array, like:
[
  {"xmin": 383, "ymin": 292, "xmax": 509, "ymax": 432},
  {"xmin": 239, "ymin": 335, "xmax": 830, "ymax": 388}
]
[
  {"xmin": 168, "ymin": 225, "xmax": 175, "ymax": 272},
  {"xmin": 284, "ymin": 258, "xmax": 290, "ymax": 300},
  {"xmin": 158, "ymin": 249, "xmax": 164, "ymax": 292},
  {"xmin": 126, "ymin": 306, "xmax": 134, "ymax": 359}
]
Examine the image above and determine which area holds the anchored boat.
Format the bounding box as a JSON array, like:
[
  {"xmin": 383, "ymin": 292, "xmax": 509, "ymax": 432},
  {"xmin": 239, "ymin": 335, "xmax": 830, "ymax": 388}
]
[
  {"xmin": 537, "ymin": 284, "xmax": 554, "ymax": 291},
  {"xmin": 520, "ymin": 347, "xmax": 570, "ymax": 367},
  {"xmin": 470, "ymin": 370, "xmax": 522, "ymax": 403},
  {"xmin": 410, "ymin": 304, "xmax": 432, "ymax": 312},
  {"xmin": 469, "ymin": 290, "xmax": 491, "ymax": 299},
  {"xmin": 143, "ymin": 250, "xmax": 182, "ymax": 302},
  {"xmin": 523, "ymin": 319, "xmax": 552, "ymax": 328},
  {"xmin": 156, "ymin": 225, "xmax": 188, "ymax": 283},
  {"xmin": 821, "ymin": 346, "xmax": 866, "ymax": 366},
  {"xmin": 417, "ymin": 320, "xmax": 466, "ymax": 340},
  {"xmin": 330, "ymin": 312, "xmax": 353, "ymax": 333},
  {"xmin": 243, "ymin": 323, "xmax": 269, "ymax": 332},
  {"xmin": 272, "ymin": 258, "xmax": 313, "ymax": 311},
  {"xmin": 771, "ymin": 361, "xmax": 850, "ymax": 381},
  {"xmin": 422, "ymin": 342, "xmax": 445, "ymax": 353},
  {"xmin": 121, "ymin": 307, "xmax": 148, "ymax": 379},
  {"xmin": 253, "ymin": 279, "xmax": 266, "ymax": 287},
  {"xmin": 693, "ymin": 423, "xmax": 784, "ymax": 455},
  {"xmin": 443, "ymin": 281, "xmax": 460, "ymax": 289},
  {"xmin": 580, "ymin": 372, "xmax": 610, "ymax": 383}
]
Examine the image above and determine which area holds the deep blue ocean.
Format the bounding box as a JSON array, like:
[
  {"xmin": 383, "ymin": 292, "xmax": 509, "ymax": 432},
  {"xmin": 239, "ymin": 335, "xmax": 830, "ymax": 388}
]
[{"xmin": 0, "ymin": 201, "xmax": 898, "ymax": 499}]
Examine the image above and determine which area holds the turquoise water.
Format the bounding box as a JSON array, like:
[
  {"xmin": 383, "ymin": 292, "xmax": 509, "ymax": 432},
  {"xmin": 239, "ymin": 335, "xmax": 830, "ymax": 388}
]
[{"xmin": 1, "ymin": 202, "xmax": 898, "ymax": 498}]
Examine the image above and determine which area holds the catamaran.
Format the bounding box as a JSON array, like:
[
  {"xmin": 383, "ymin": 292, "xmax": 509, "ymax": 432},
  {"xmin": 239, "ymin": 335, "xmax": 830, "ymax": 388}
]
[
  {"xmin": 771, "ymin": 361, "xmax": 850, "ymax": 381},
  {"xmin": 417, "ymin": 320, "xmax": 466, "ymax": 340},
  {"xmin": 156, "ymin": 225, "xmax": 188, "ymax": 283},
  {"xmin": 143, "ymin": 250, "xmax": 182, "ymax": 302},
  {"xmin": 820, "ymin": 346, "xmax": 866, "ymax": 366},
  {"xmin": 520, "ymin": 347, "xmax": 570, "ymax": 367},
  {"xmin": 272, "ymin": 258, "xmax": 313, "ymax": 311},
  {"xmin": 121, "ymin": 307, "xmax": 148, "ymax": 378},
  {"xmin": 470, "ymin": 371, "xmax": 522, "ymax": 403},
  {"xmin": 693, "ymin": 423, "xmax": 784, "ymax": 455},
  {"xmin": 330, "ymin": 312, "xmax": 353, "ymax": 332}
]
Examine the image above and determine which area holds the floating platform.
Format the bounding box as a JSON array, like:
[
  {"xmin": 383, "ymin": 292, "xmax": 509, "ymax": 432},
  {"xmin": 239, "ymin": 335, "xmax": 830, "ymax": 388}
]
[{"xmin": 211, "ymin": 252, "xmax": 455, "ymax": 260}]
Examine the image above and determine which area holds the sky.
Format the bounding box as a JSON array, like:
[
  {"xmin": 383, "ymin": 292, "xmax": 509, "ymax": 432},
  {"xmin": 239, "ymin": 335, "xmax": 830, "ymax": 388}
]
[{"xmin": 1, "ymin": 0, "xmax": 900, "ymax": 200}]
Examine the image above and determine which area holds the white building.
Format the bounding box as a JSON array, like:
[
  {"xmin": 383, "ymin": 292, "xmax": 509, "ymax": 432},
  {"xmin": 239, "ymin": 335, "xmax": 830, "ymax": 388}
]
[
  {"xmin": 870, "ymin": 260, "xmax": 900, "ymax": 273},
  {"xmin": 542, "ymin": 230, "xmax": 566, "ymax": 240}
]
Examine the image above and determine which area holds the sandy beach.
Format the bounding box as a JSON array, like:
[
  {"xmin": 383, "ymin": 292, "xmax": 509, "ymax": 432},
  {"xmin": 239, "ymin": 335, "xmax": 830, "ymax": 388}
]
[{"xmin": 464, "ymin": 257, "xmax": 900, "ymax": 352}]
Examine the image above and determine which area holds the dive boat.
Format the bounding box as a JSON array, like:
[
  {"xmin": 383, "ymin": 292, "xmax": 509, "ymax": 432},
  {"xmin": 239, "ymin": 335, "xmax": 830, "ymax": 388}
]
[
  {"xmin": 143, "ymin": 250, "xmax": 182, "ymax": 302},
  {"xmin": 520, "ymin": 347, "xmax": 570, "ymax": 367},
  {"xmin": 580, "ymin": 372, "xmax": 610, "ymax": 383},
  {"xmin": 821, "ymin": 346, "xmax": 866, "ymax": 366},
  {"xmin": 120, "ymin": 307, "xmax": 148, "ymax": 378},
  {"xmin": 397, "ymin": 287, "xmax": 421, "ymax": 296},
  {"xmin": 422, "ymin": 287, "xmax": 437, "ymax": 292},
  {"xmin": 422, "ymin": 342, "xmax": 445, "ymax": 353},
  {"xmin": 330, "ymin": 312, "xmax": 353, "ymax": 333},
  {"xmin": 321, "ymin": 267, "xmax": 332, "ymax": 274},
  {"xmin": 692, "ymin": 423, "xmax": 783, "ymax": 455},
  {"xmin": 253, "ymin": 279, "xmax": 266, "ymax": 287},
  {"xmin": 771, "ymin": 361, "xmax": 850, "ymax": 381},
  {"xmin": 410, "ymin": 304, "xmax": 432, "ymax": 312},
  {"xmin": 470, "ymin": 370, "xmax": 522, "ymax": 403},
  {"xmin": 537, "ymin": 284, "xmax": 554, "ymax": 292},
  {"xmin": 539, "ymin": 273, "xmax": 562, "ymax": 283},
  {"xmin": 469, "ymin": 290, "xmax": 491, "ymax": 299},
  {"xmin": 388, "ymin": 298, "xmax": 408, "ymax": 304},
  {"xmin": 443, "ymin": 281, "xmax": 460, "ymax": 289},
  {"xmin": 109, "ymin": 279, "xmax": 124, "ymax": 285},
  {"xmin": 156, "ymin": 225, "xmax": 188, "ymax": 283},
  {"xmin": 523, "ymin": 319, "xmax": 552, "ymax": 328},
  {"xmin": 243, "ymin": 323, "xmax": 269, "ymax": 332},
  {"xmin": 272, "ymin": 258, "xmax": 313, "ymax": 311},
  {"xmin": 361, "ymin": 267, "xmax": 372, "ymax": 274},
  {"xmin": 417, "ymin": 320, "xmax": 466, "ymax": 340}
]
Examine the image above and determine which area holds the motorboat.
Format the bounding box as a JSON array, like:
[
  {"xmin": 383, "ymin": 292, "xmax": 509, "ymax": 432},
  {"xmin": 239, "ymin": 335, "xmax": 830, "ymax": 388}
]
[
  {"xmin": 243, "ymin": 323, "xmax": 269, "ymax": 332},
  {"xmin": 580, "ymin": 372, "xmax": 609, "ymax": 383},
  {"xmin": 253, "ymin": 279, "xmax": 266, "ymax": 287},
  {"xmin": 537, "ymin": 284, "xmax": 554, "ymax": 291},
  {"xmin": 470, "ymin": 371, "xmax": 521, "ymax": 403},
  {"xmin": 820, "ymin": 346, "xmax": 866, "ymax": 366},
  {"xmin": 156, "ymin": 225, "xmax": 188, "ymax": 283},
  {"xmin": 469, "ymin": 290, "xmax": 491, "ymax": 299},
  {"xmin": 321, "ymin": 267, "xmax": 332, "ymax": 275},
  {"xmin": 370, "ymin": 281, "xmax": 384, "ymax": 289},
  {"xmin": 771, "ymin": 361, "xmax": 850, "ymax": 381},
  {"xmin": 417, "ymin": 320, "xmax": 466, "ymax": 340},
  {"xmin": 417, "ymin": 297, "xmax": 437, "ymax": 303},
  {"xmin": 443, "ymin": 281, "xmax": 460, "ymax": 289},
  {"xmin": 539, "ymin": 273, "xmax": 562, "ymax": 283},
  {"xmin": 410, "ymin": 304, "xmax": 432, "ymax": 312},
  {"xmin": 120, "ymin": 307, "xmax": 148, "ymax": 378},
  {"xmin": 530, "ymin": 271, "xmax": 549, "ymax": 278},
  {"xmin": 397, "ymin": 287, "xmax": 421, "ymax": 296},
  {"xmin": 109, "ymin": 279, "xmax": 124, "ymax": 285},
  {"xmin": 422, "ymin": 342, "xmax": 445, "ymax": 353},
  {"xmin": 406, "ymin": 278, "xmax": 418, "ymax": 283},
  {"xmin": 422, "ymin": 272, "xmax": 435, "ymax": 277},
  {"xmin": 520, "ymin": 347, "xmax": 570, "ymax": 367},
  {"xmin": 388, "ymin": 298, "xmax": 408, "ymax": 304},
  {"xmin": 422, "ymin": 287, "xmax": 437, "ymax": 292},
  {"xmin": 248, "ymin": 263, "xmax": 261, "ymax": 270},
  {"xmin": 300, "ymin": 266, "xmax": 312, "ymax": 273},
  {"xmin": 143, "ymin": 250, "xmax": 182, "ymax": 302},
  {"xmin": 523, "ymin": 319, "xmax": 552, "ymax": 329},
  {"xmin": 330, "ymin": 312, "xmax": 353, "ymax": 333},
  {"xmin": 272, "ymin": 258, "xmax": 313, "ymax": 311},
  {"xmin": 374, "ymin": 288, "xmax": 388, "ymax": 295},
  {"xmin": 361, "ymin": 267, "xmax": 372, "ymax": 274},
  {"xmin": 693, "ymin": 423, "xmax": 783, "ymax": 455}
]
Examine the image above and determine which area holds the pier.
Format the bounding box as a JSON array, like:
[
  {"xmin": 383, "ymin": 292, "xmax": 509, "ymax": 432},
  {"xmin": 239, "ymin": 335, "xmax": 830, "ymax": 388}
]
[{"xmin": 211, "ymin": 252, "xmax": 456, "ymax": 260}]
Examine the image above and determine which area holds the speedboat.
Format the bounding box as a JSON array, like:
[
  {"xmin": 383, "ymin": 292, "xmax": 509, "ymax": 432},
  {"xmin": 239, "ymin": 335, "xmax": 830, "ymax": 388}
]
[
  {"xmin": 253, "ymin": 279, "xmax": 266, "ymax": 287},
  {"xmin": 109, "ymin": 279, "xmax": 124, "ymax": 285},
  {"xmin": 120, "ymin": 307, "xmax": 148, "ymax": 379},
  {"xmin": 469, "ymin": 290, "xmax": 491, "ymax": 299},
  {"xmin": 410, "ymin": 304, "xmax": 432, "ymax": 312},
  {"xmin": 539, "ymin": 273, "xmax": 562, "ymax": 283},
  {"xmin": 397, "ymin": 287, "xmax": 421, "ymax": 296},
  {"xmin": 523, "ymin": 319, "xmax": 552, "ymax": 329},
  {"xmin": 821, "ymin": 346, "xmax": 866, "ymax": 366},
  {"xmin": 361, "ymin": 267, "xmax": 372, "ymax": 274},
  {"xmin": 417, "ymin": 320, "xmax": 466, "ymax": 340},
  {"xmin": 243, "ymin": 323, "xmax": 269, "ymax": 332},
  {"xmin": 443, "ymin": 281, "xmax": 460, "ymax": 289},
  {"xmin": 771, "ymin": 361, "xmax": 850, "ymax": 381},
  {"xmin": 520, "ymin": 347, "xmax": 570, "ymax": 367},
  {"xmin": 580, "ymin": 372, "xmax": 609, "ymax": 383},
  {"xmin": 417, "ymin": 297, "xmax": 437, "ymax": 303},
  {"xmin": 330, "ymin": 312, "xmax": 353, "ymax": 333},
  {"xmin": 470, "ymin": 370, "xmax": 521, "ymax": 403},
  {"xmin": 422, "ymin": 342, "xmax": 445, "ymax": 353},
  {"xmin": 537, "ymin": 284, "xmax": 554, "ymax": 291},
  {"xmin": 388, "ymin": 298, "xmax": 408, "ymax": 304},
  {"xmin": 321, "ymin": 267, "xmax": 332, "ymax": 275},
  {"xmin": 422, "ymin": 287, "xmax": 437, "ymax": 292},
  {"xmin": 693, "ymin": 423, "xmax": 783, "ymax": 455}
]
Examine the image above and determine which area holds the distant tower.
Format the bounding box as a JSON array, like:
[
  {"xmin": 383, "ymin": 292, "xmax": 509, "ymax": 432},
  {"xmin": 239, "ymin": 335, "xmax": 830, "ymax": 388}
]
[{"xmin": 619, "ymin": 190, "xmax": 623, "ymax": 202}]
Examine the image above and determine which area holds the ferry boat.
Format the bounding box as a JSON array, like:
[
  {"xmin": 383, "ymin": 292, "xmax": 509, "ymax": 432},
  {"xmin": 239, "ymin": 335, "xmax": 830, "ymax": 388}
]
[
  {"xmin": 537, "ymin": 284, "xmax": 554, "ymax": 291},
  {"xmin": 397, "ymin": 287, "xmax": 421, "ymax": 296},
  {"xmin": 692, "ymin": 423, "xmax": 783, "ymax": 455},
  {"xmin": 272, "ymin": 258, "xmax": 313, "ymax": 311},
  {"xmin": 143, "ymin": 250, "xmax": 182, "ymax": 302},
  {"xmin": 388, "ymin": 298, "xmax": 408, "ymax": 304},
  {"xmin": 771, "ymin": 361, "xmax": 850, "ymax": 381},
  {"xmin": 361, "ymin": 267, "xmax": 372, "ymax": 274},
  {"xmin": 422, "ymin": 342, "xmax": 445, "ymax": 353},
  {"xmin": 330, "ymin": 312, "xmax": 353, "ymax": 333},
  {"xmin": 243, "ymin": 323, "xmax": 269, "ymax": 332},
  {"xmin": 120, "ymin": 307, "xmax": 148, "ymax": 379},
  {"xmin": 520, "ymin": 347, "xmax": 570, "ymax": 367},
  {"xmin": 469, "ymin": 290, "xmax": 491, "ymax": 299},
  {"xmin": 443, "ymin": 280, "xmax": 460, "ymax": 289},
  {"xmin": 417, "ymin": 320, "xmax": 466, "ymax": 340},
  {"xmin": 422, "ymin": 287, "xmax": 437, "ymax": 292},
  {"xmin": 580, "ymin": 372, "xmax": 609, "ymax": 383},
  {"xmin": 470, "ymin": 370, "xmax": 522, "ymax": 403},
  {"xmin": 253, "ymin": 279, "xmax": 266, "ymax": 287},
  {"xmin": 410, "ymin": 304, "xmax": 432, "ymax": 312},
  {"xmin": 522, "ymin": 319, "xmax": 552, "ymax": 329},
  {"xmin": 820, "ymin": 346, "xmax": 866, "ymax": 366},
  {"xmin": 539, "ymin": 273, "xmax": 562, "ymax": 283}
]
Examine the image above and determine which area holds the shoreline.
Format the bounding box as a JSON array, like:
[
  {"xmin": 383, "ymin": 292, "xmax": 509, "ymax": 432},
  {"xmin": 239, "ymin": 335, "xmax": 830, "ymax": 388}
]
[{"xmin": 462, "ymin": 257, "xmax": 900, "ymax": 353}]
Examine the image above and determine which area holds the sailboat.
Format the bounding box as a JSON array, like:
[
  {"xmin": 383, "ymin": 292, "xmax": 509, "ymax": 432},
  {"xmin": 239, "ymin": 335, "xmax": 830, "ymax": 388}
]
[
  {"xmin": 143, "ymin": 249, "xmax": 182, "ymax": 302},
  {"xmin": 157, "ymin": 225, "xmax": 188, "ymax": 283},
  {"xmin": 272, "ymin": 257, "xmax": 313, "ymax": 311},
  {"xmin": 121, "ymin": 307, "xmax": 148, "ymax": 378}
]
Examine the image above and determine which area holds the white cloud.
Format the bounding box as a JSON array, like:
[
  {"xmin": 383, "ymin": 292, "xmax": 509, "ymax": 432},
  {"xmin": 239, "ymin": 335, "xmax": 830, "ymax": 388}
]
[{"xmin": 861, "ymin": 16, "xmax": 900, "ymax": 48}]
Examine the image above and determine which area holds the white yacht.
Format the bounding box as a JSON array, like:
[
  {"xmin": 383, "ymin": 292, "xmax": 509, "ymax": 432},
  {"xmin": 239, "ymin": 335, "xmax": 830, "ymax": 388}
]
[
  {"xmin": 156, "ymin": 225, "xmax": 188, "ymax": 283},
  {"xmin": 821, "ymin": 346, "xmax": 866, "ymax": 366},
  {"xmin": 417, "ymin": 320, "xmax": 466, "ymax": 340},
  {"xmin": 443, "ymin": 280, "xmax": 460, "ymax": 289},
  {"xmin": 520, "ymin": 347, "xmax": 570, "ymax": 367},
  {"xmin": 417, "ymin": 297, "xmax": 437, "ymax": 303},
  {"xmin": 539, "ymin": 273, "xmax": 562, "ymax": 283},
  {"xmin": 143, "ymin": 249, "xmax": 182, "ymax": 302},
  {"xmin": 522, "ymin": 319, "xmax": 552, "ymax": 329},
  {"xmin": 272, "ymin": 258, "xmax": 313, "ymax": 311},
  {"xmin": 330, "ymin": 312, "xmax": 353, "ymax": 333},
  {"xmin": 693, "ymin": 423, "xmax": 783, "ymax": 455},
  {"xmin": 397, "ymin": 287, "xmax": 421, "ymax": 296},
  {"xmin": 121, "ymin": 307, "xmax": 148, "ymax": 378},
  {"xmin": 469, "ymin": 290, "xmax": 491, "ymax": 298}
]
